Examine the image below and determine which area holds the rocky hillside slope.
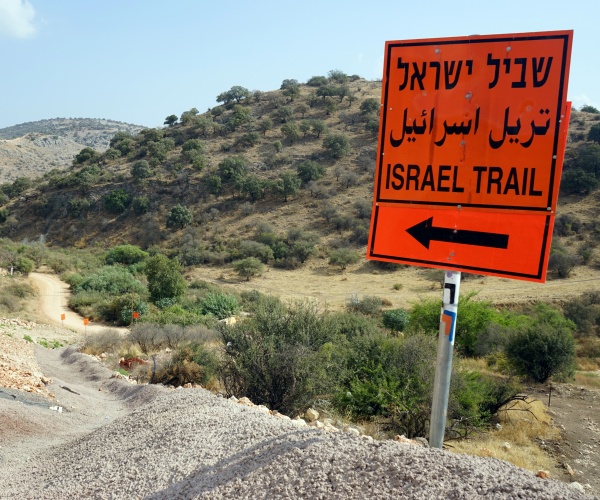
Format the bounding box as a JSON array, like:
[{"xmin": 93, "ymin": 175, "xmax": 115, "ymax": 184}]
[{"xmin": 0, "ymin": 118, "xmax": 145, "ymax": 183}]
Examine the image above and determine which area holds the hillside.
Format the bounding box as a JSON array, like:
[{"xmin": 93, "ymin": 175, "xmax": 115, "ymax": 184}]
[
  {"xmin": 0, "ymin": 118, "xmax": 145, "ymax": 183},
  {"xmin": 0, "ymin": 74, "xmax": 599, "ymax": 309}
]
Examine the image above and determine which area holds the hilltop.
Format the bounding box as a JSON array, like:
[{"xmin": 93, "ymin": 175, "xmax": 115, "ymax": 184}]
[{"xmin": 0, "ymin": 118, "xmax": 145, "ymax": 183}]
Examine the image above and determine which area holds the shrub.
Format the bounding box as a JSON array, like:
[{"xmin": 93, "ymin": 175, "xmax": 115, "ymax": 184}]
[
  {"xmin": 297, "ymin": 160, "xmax": 325, "ymax": 183},
  {"xmin": 80, "ymin": 329, "xmax": 128, "ymax": 356},
  {"xmin": 323, "ymin": 133, "xmax": 350, "ymax": 159},
  {"xmin": 200, "ymin": 292, "xmax": 240, "ymax": 320},
  {"xmin": 6, "ymin": 281, "xmax": 36, "ymax": 298},
  {"xmin": 152, "ymin": 342, "xmax": 219, "ymax": 386},
  {"xmin": 220, "ymin": 298, "xmax": 342, "ymax": 414},
  {"xmin": 236, "ymin": 240, "xmax": 274, "ymax": 263},
  {"xmin": 562, "ymin": 292, "xmax": 600, "ymax": 336},
  {"xmin": 346, "ymin": 295, "xmax": 384, "ymax": 316},
  {"xmin": 105, "ymin": 245, "xmax": 149, "ymax": 266},
  {"xmin": 167, "ymin": 204, "xmax": 193, "ymax": 229},
  {"xmin": 329, "ymin": 248, "xmax": 359, "ymax": 270},
  {"xmin": 15, "ymin": 256, "xmax": 35, "ymax": 275},
  {"xmin": 73, "ymin": 266, "xmax": 146, "ymax": 295},
  {"xmin": 548, "ymin": 249, "xmax": 578, "ymax": 278},
  {"xmin": 335, "ymin": 334, "xmax": 437, "ymax": 436},
  {"xmin": 131, "ymin": 160, "xmax": 152, "ymax": 180},
  {"xmin": 232, "ymin": 257, "xmax": 264, "ymax": 281},
  {"xmin": 145, "ymin": 254, "xmax": 187, "ymax": 303},
  {"xmin": 104, "ymin": 189, "xmax": 132, "ymax": 213},
  {"xmin": 504, "ymin": 304, "xmax": 576, "ymax": 383},
  {"xmin": 382, "ymin": 308, "xmax": 410, "ymax": 333},
  {"xmin": 407, "ymin": 295, "xmax": 504, "ymax": 357},
  {"xmin": 132, "ymin": 196, "xmax": 150, "ymax": 215}
]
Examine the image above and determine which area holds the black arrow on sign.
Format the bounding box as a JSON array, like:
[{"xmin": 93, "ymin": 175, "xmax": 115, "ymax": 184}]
[{"xmin": 407, "ymin": 217, "xmax": 509, "ymax": 250}]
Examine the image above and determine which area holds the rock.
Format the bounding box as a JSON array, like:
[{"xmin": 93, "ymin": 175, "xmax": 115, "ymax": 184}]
[
  {"xmin": 256, "ymin": 405, "xmax": 271, "ymax": 415},
  {"xmin": 323, "ymin": 424, "xmax": 340, "ymax": 433},
  {"xmin": 344, "ymin": 426, "xmax": 361, "ymax": 437},
  {"xmin": 501, "ymin": 442, "xmax": 511, "ymax": 451},
  {"xmin": 229, "ymin": 395, "xmax": 239, "ymax": 403},
  {"xmin": 290, "ymin": 418, "xmax": 307, "ymax": 428},
  {"xmin": 394, "ymin": 435, "xmax": 417, "ymax": 445},
  {"xmin": 308, "ymin": 421, "xmax": 325, "ymax": 429},
  {"xmin": 536, "ymin": 470, "xmax": 550, "ymax": 479},
  {"xmin": 49, "ymin": 406, "xmax": 63, "ymax": 413},
  {"xmin": 569, "ymin": 482, "xmax": 585, "ymax": 493},
  {"xmin": 413, "ymin": 437, "xmax": 429, "ymax": 447},
  {"xmin": 304, "ymin": 408, "xmax": 319, "ymax": 422},
  {"xmin": 565, "ymin": 463, "xmax": 575, "ymax": 476},
  {"xmin": 238, "ymin": 397, "xmax": 253, "ymax": 406},
  {"xmin": 183, "ymin": 383, "xmax": 193, "ymax": 389}
]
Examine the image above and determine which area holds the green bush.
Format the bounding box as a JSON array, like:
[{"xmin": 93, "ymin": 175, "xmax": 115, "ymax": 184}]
[
  {"xmin": 132, "ymin": 196, "xmax": 150, "ymax": 215},
  {"xmin": 232, "ymin": 257, "xmax": 264, "ymax": 281},
  {"xmin": 382, "ymin": 308, "xmax": 410, "ymax": 332},
  {"xmin": 335, "ymin": 334, "xmax": 436, "ymax": 436},
  {"xmin": 167, "ymin": 204, "xmax": 193, "ymax": 229},
  {"xmin": 105, "ymin": 245, "xmax": 149, "ymax": 266},
  {"xmin": 73, "ymin": 266, "xmax": 146, "ymax": 295},
  {"xmin": 104, "ymin": 189, "xmax": 132, "ymax": 213},
  {"xmin": 220, "ymin": 298, "xmax": 343, "ymax": 414},
  {"xmin": 329, "ymin": 248, "xmax": 359, "ymax": 270},
  {"xmin": 236, "ymin": 240, "xmax": 274, "ymax": 263},
  {"xmin": 504, "ymin": 304, "xmax": 576, "ymax": 383},
  {"xmin": 200, "ymin": 292, "xmax": 240, "ymax": 320},
  {"xmin": 407, "ymin": 295, "xmax": 504, "ymax": 357},
  {"xmin": 562, "ymin": 292, "xmax": 600, "ymax": 336}
]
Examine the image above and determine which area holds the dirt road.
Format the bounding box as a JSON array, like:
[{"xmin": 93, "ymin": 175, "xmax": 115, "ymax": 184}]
[{"xmin": 29, "ymin": 272, "xmax": 128, "ymax": 334}]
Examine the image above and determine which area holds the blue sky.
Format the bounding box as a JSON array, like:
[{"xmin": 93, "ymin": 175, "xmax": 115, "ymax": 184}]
[{"xmin": 0, "ymin": 0, "xmax": 597, "ymax": 129}]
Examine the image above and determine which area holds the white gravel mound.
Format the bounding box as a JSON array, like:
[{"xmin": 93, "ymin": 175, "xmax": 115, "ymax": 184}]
[{"xmin": 0, "ymin": 347, "xmax": 594, "ymax": 499}]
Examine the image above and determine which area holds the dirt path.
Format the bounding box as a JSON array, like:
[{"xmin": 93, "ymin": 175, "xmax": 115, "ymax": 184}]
[
  {"xmin": 537, "ymin": 384, "xmax": 600, "ymax": 496},
  {"xmin": 29, "ymin": 272, "xmax": 128, "ymax": 335}
]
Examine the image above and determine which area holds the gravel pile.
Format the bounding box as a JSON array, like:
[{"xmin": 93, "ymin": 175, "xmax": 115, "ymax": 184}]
[{"xmin": 0, "ymin": 348, "xmax": 594, "ymax": 499}]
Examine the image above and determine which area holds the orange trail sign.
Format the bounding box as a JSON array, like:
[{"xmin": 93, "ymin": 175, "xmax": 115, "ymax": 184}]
[{"xmin": 367, "ymin": 30, "xmax": 573, "ymax": 282}]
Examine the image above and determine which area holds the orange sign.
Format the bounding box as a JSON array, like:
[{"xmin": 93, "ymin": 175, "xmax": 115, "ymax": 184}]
[
  {"xmin": 368, "ymin": 30, "xmax": 573, "ymax": 282},
  {"xmin": 133, "ymin": 311, "xmax": 140, "ymax": 319},
  {"xmin": 83, "ymin": 318, "xmax": 89, "ymax": 326},
  {"xmin": 60, "ymin": 313, "xmax": 66, "ymax": 321}
]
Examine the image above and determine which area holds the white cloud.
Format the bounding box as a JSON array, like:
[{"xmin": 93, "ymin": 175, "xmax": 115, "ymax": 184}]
[{"xmin": 0, "ymin": 0, "xmax": 36, "ymax": 38}]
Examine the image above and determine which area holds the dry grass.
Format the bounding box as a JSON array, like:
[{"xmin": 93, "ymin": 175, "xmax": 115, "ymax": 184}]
[
  {"xmin": 573, "ymin": 370, "xmax": 600, "ymax": 389},
  {"xmin": 448, "ymin": 398, "xmax": 560, "ymax": 474}
]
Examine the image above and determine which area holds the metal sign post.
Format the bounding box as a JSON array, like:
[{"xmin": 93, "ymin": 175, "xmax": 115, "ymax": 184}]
[{"xmin": 429, "ymin": 270, "xmax": 461, "ymax": 448}]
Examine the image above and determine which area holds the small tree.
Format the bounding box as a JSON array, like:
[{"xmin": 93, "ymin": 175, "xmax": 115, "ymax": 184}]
[
  {"xmin": 233, "ymin": 257, "xmax": 264, "ymax": 281},
  {"xmin": 297, "ymin": 160, "xmax": 325, "ymax": 183},
  {"xmin": 145, "ymin": 254, "xmax": 187, "ymax": 303},
  {"xmin": 588, "ymin": 123, "xmax": 600, "ymax": 144},
  {"xmin": 104, "ymin": 189, "xmax": 132, "ymax": 214},
  {"xmin": 329, "ymin": 248, "xmax": 359, "ymax": 270},
  {"xmin": 360, "ymin": 98, "xmax": 380, "ymax": 116},
  {"xmin": 278, "ymin": 172, "xmax": 301, "ymax": 201},
  {"xmin": 323, "ymin": 133, "xmax": 350, "ymax": 159},
  {"xmin": 131, "ymin": 160, "xmax": 152, "ymax": 180},
  {"xmin": 581, "ymin": 104, "xmax": 600, "ymax": 114},
  {"xmin": 216, "ymin": 85, "xmax": 251, "ymax": 105},
  {"xmin": 167, "ymin": 204, "xmax": 193, "ymax": 229},
  {"xmin": 505, "ymin": 304, "xmax": 576, "ymax": 383},
  {"xmin": 164, "ymin": 114, "xmax": 178, "ymax": 126}
]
